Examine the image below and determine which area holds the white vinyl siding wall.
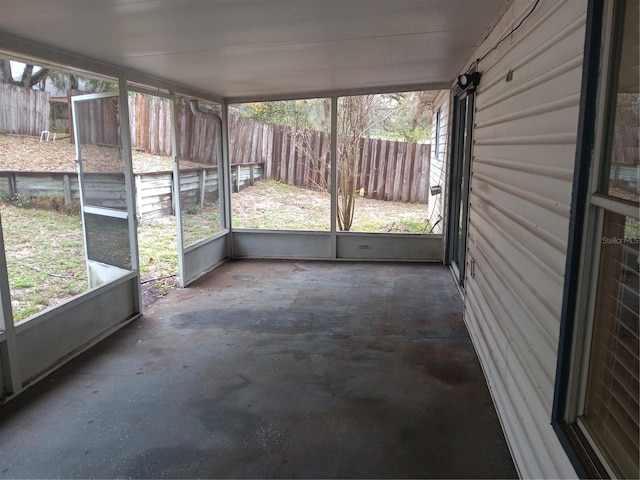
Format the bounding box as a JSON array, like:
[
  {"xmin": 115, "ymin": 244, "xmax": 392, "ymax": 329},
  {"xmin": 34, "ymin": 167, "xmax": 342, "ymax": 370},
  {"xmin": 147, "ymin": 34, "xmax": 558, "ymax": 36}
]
[
  {"xmin": 461, "ymin": 0, "xmax": 587, "ymax": 477},
  {"xmin": 427, "ymin": 90, "xmax": 449, "ymax": 235}
]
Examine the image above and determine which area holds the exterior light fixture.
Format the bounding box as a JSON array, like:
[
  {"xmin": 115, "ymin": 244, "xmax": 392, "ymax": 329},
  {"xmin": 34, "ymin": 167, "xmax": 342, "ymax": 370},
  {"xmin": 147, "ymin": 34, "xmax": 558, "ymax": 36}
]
[{"xmin": 457, "ymin": 71, "xmax": 481, "ymax": 90}]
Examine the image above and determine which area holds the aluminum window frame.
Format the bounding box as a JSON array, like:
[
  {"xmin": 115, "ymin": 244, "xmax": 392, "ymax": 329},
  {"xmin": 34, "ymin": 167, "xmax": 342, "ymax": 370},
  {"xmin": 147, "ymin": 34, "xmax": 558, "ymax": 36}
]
[{"xmin": 553, "ymin": 0, "xmax": 639, "ymax": 477}]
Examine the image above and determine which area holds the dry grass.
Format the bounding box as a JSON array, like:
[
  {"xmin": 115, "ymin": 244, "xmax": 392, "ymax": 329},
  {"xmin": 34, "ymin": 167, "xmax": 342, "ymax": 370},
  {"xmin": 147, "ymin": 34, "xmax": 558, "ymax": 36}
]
[
  {"xmin": 0, "ymin": 133, "xmax": 431, "ymax": 320},
  {"xmin": 0, "ymin": 133, "xmax": 198, "ymax": 172},
  {"xmin": 232, "ymin": 180, "xmax": 429, "ymax": 233}
]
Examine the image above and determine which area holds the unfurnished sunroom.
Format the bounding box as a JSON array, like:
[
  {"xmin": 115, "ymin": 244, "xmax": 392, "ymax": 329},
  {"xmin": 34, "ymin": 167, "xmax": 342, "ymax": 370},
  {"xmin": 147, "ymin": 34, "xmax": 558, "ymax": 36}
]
[{"xmin": 0, "ymin": 0, "xmax": 638, "ymax": 478}]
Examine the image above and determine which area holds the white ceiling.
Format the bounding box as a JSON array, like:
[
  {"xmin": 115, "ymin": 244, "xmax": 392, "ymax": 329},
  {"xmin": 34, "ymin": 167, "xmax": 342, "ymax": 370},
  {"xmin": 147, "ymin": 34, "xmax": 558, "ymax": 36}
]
[{"xmin": 0, "ymin": 0, "xmax": 507, "ymax": 100}]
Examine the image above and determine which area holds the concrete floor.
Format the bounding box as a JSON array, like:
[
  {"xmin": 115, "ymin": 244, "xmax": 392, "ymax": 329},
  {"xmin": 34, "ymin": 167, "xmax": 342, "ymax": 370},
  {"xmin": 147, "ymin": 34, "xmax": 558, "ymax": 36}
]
[{"xmin": 0, "ymin": 260, "xmax": 517, "ymax": 479}]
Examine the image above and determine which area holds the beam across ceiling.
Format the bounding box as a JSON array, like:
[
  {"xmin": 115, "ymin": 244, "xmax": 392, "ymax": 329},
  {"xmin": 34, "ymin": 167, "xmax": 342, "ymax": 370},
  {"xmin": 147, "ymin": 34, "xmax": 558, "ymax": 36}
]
[{"xmin": 0, "ymin": 32, "xmax": 225, "ymax": 104}]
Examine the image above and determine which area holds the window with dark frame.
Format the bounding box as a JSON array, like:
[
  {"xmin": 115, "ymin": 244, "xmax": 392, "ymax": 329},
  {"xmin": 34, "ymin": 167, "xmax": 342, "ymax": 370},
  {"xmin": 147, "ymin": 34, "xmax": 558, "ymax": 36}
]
[{"xmin": 553, "ymin": 1, "xmax": 639, "ymax": 478}]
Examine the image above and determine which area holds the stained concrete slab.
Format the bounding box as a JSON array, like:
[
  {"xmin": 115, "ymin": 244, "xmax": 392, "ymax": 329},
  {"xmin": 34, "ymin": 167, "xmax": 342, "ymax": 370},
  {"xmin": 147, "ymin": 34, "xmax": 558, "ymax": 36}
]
[{"xmin": 0, "ymin": 260, "xmax": 517, "ymax": 479}]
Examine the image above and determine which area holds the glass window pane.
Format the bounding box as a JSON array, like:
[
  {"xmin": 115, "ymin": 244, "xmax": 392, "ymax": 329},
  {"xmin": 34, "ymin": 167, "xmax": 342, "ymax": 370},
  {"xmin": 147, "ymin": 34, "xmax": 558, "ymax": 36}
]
[
  {"xmin": 337, "ymin": 93, "xmax": 435, "ymax": 233},
  {"xmin": 75, "ymin": 96, "xmax": 125, "ymax": 175},
  {"xmin": 0, "ymin": 64, "xmax": 130, "ymax": 322},
  {"xmin": 605, "ymin": 3, "xmax": 639, "ymax": 204},
  {"xmin": 230, "ymin": 99, "xmax": 332, "ymax": 231},
  {"xmin": 178, "ymin": 100, "xmax": 223, "ymax": 247},
  {"xmin": 582, "ymin": 212, "xmax": 639, "ymax": 478}
]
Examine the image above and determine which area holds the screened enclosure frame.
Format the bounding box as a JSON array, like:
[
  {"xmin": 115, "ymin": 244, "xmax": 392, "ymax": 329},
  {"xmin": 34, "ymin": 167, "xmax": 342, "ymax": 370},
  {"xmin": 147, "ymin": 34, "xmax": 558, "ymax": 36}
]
[
  {"xmin": 227, "ymin": 93, "xmax": 443, "ymax": 263},
  {"xmin": 0, "ymin": 77, "xmax": 142, "ymax": 400},
  {"xmin": 71, "ymin": 90, "xmax": 140, "ymax": 292},
  {"xmin": 0, "ymin": 52, "xmax": 446, "ymax": 404},
  {"xmin": 172, "ymin": 95, "xmax": 231, "ymax": 287}
]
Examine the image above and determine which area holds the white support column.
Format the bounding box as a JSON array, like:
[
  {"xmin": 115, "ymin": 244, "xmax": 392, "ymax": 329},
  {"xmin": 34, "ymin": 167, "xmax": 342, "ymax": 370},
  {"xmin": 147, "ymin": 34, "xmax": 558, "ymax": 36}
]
[
  {"xmin": 170, "ymin": 95, "xmax": 186, "ymax": 286},
  {"xmin": 0, "ymin": 216, "xmax": 21, "ymax": 396},
  {"xmin": 330, "ymin": 96, "xmax": 338, "ymax": 258},
  {"xmin": 221, "ymin": 102, "xmax": 233, "ymax": 255},
  {"xmin": 119, "ymin": 78, "xmax": 141, "ymax": 313}
]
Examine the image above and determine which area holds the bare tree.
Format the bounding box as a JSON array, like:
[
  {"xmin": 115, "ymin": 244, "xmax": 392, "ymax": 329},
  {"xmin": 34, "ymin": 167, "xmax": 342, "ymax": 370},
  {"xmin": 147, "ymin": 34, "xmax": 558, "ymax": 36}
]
[
  {"xmin": 232, "ymin": 93, "xmax": 432, "ymax": 232},
  {"xmin": 289, "ymin": 94, "xmax": 418, "ymax": 231},
  {"xmin": 0, "ymin": 60, "xmax": 50, "ymax": 88},
  {"xmin": 336, "ymin": 95, "xmax": 376, "ymax": 231}
]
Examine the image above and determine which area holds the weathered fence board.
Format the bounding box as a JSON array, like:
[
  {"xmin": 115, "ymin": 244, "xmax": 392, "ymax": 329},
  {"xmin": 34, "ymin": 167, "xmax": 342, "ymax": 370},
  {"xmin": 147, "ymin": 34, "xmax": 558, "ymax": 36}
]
[
  {"xmin": 69, "ymin": 90, "xmax": 121, "ymax": 147},
  {"xmin": 0, "ymin": 164, "xmax": 262, "ymax": 222},
  {"xmin": 7, "ymin": 89, "xmax": 430, "ymax": 204},
  {"xmin": 128, "ymin": 94, "xmax": 431, "ymax": 203},
  {"xmin": 135, "ymin": 172, "xmax": 173, "ymax": 220},
  {"xmin": 227, "ymin": 114, "xmax": 430, "ymax": 203},
  {"xmin": 0, "ymin": 84, "xmax": 50, "ymax": 136}
]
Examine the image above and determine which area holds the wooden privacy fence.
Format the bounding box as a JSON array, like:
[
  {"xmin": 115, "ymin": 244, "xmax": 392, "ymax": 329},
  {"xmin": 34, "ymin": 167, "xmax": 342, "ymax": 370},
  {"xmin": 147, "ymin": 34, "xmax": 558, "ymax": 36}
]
[
  {"xmin": 611, "ymin": 104, "xmax": 639, "ymax": 191},
  {"xmin": 127, "ymin": 95, "xmax": 220, "ymax": 165},
  {"xmin": 0, "ymin": 84, "xmax": 50, "ymax": 136},
  {"xmin": 124, "ymin": 95, "xmax": 431, "ymax": 203},
  {"xmin": 228, "ymin": 115, "xmax": 431, "ymax": 204},
  {"xmin": 4, "ymin": 89, "xmax": 430, "ymax": 204},
  {"xmin": 0, "ymin": 164, "xmax": 263, "ymax": 222},
  {"xmin": 70, "ymin": 92, "xmax": 121, "ymax": 147},
  {"xmin": 68, "ymin": 92, "xmax": 220, "ymax": 165}
]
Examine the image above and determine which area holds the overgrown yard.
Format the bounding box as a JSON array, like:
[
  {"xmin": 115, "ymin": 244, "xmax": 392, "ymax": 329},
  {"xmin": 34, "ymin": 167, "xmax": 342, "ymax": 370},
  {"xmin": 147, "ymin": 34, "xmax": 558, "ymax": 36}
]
[
  {"xmin": 232, "ymin": 179, "xmax": 429, "ymax": 233},
  {"xmin": 1, "ymin": 202, "xmax": 180, "ymax": 322},
  {"xmin": 0, "ymin": 133, "xmax": 177, "ymax": 172},
  {"xmin": 0, "ymin": 133, "xmax": 430, "ymax": 322},
  {"xmin": 1, "ymin": 205, "xmax": 86, "ymax": 321}
]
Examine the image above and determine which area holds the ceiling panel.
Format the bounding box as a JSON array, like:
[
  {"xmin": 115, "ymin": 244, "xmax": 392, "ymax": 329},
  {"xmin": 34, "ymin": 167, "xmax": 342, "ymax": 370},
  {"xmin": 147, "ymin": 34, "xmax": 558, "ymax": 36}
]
[{"xmin": 0, "ymin": 0, "xmax": 507, "ymax": 99}]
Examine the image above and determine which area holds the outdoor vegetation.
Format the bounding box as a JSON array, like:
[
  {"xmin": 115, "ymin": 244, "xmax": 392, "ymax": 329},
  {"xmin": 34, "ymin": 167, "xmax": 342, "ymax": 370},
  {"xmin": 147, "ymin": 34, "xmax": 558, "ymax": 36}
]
[
  {"xmin": 230, "ymin": 92, "xmax": 434, "ymax": 232},
  {"xmin": 0, "ymin": 59, "xmax": 434, "ymax": 323},
  {"xmin": 0, "ymin": 175, "xmax": 429, "ymax": 322},
  {"xmin": 232, "ymin": 179, "xmax": 428, "ymax": 232}
]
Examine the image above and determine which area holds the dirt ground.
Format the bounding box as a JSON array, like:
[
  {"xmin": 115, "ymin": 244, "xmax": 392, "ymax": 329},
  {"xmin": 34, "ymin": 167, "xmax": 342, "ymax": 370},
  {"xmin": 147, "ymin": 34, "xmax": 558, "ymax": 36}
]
[
  {"xmin": 0, "ymin": 133, "xmax": 187, "ymax": 172},
  {"xmin": 231, "ymin": 180, "xmax": 429, "ymax": 233}
]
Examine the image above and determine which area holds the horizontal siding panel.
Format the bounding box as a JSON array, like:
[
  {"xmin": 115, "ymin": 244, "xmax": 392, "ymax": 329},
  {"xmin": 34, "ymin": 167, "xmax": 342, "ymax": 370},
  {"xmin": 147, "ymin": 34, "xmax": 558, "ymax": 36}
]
[
  {"xmin": 479, "ymin": 13, "xmax": 586, "ymax": 97},
  {"xmin": 475, "ymin": 143, "xmax": 577, "ymax": 171},
  {"xmin": 477, "ymin": 56, "xmax": 584, "ymax": 117},
  {"xmin": 475, "ymin": 104, "xmax": 581, "ymax": 143},
  {"xmin": 461, "ymin": 0, "xmax": 586, "ymax": 477},
  {"xmin": 471, "ymin": 187, "xmax": 567, "ymax": 260},
  {"xmin": 470, "ymin": 194, "xmax": 565, "ymax": 289},
  {"xmin": 468, "ymin": 255, "xmax": 572, "ymax": 478},
  {"xmin": 473, "ymin": 161, "xmax": 572, "ymax": 210},
  {"xmin": 472, "ymin": 175, "xmax": 570, "ymax": 251},
  {"xmin": 475, "ymin": 93, "xmax": 581, "ymax": 129},
  {"xmin": 471, "ymin": 207, "xmax": 563, "ymax": 346},
  {"xmin": 467, "ymin": 287, "xmax": 548, "ymax": 478}
]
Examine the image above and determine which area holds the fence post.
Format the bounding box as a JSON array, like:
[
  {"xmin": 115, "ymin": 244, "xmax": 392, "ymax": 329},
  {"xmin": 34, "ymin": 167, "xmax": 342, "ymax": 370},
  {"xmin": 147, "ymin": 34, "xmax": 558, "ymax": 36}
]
[
  {"xmin": 134, "ymin": 174, "xmax": 143, "ymax": 221},
  {"xmin": 7, "ymin": 173, "xmax": 16, "ymax": 198},
  {"xmin": 199, "ymin": 168, "xmax": 206, "ymax": 208},
  {"xmin": 170, "ymin": 171, "xmax": 176, "ymax": 216},
  {"xmin": 230, "ymin": 164, "xmax": 238, "ymax": 193},
  {"xmin": 63, "ymin": 174, "xmax": 72, "ymax": 207}
]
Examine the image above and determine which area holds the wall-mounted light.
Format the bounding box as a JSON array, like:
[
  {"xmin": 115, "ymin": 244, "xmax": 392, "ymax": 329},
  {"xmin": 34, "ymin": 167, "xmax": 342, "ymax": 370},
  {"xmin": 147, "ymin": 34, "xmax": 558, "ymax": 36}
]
[
  {"xmin": 430, "ymin": 185, "xmax": 442, "ymax": 196},
  {"xmin": 457, "ymin": 71, "xmax": 481, "ymax": 90}
]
